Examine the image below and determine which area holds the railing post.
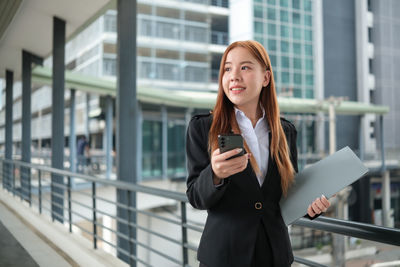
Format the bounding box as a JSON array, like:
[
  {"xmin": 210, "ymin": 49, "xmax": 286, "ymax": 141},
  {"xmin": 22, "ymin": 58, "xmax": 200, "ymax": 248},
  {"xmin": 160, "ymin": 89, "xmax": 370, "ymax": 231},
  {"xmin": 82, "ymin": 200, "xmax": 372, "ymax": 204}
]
[
  {"xmin": 92, "ymin": 181, "xmax": 97, "ymax": 249},
  {"xmin": 38, "ymin": 170, "xmax": 42, "ymax": 214},
  {"xmin": 127, "ymin": 190, "xmax": 134, "ymax": 267},
  {"xmin": 68, "ymin": 176, "xmax": 72, "ymax": 233},
  {"xmin": 180, "ymin": 201, "xmax": 188, "ymax": 267},
  {"xmin": 28, "ymin": 166, "xmax": 32, "ymax": 207}
]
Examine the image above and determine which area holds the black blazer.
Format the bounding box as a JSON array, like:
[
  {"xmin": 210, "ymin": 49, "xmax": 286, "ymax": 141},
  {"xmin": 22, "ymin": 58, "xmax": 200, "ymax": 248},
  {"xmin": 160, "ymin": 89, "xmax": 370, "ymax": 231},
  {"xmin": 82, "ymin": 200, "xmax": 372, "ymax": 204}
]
[{"xmin": 186, "ymin": 113, "xmax": 299, "ymax": 267}]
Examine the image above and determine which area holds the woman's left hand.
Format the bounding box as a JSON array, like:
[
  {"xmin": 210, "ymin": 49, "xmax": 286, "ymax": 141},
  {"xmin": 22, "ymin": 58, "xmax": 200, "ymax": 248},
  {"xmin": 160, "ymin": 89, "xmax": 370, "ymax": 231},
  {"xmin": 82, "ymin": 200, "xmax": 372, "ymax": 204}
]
[{"xmin": 307, "ymin": 195, "xmax": 331, "ymax": 217}]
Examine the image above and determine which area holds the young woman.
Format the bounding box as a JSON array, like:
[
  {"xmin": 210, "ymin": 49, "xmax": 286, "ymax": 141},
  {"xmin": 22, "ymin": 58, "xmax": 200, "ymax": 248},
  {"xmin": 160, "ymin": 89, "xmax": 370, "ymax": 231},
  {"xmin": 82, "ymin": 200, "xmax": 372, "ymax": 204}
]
[{"xmin": 186, "ymin": 40, "xmax": 330, "ymax": 267}]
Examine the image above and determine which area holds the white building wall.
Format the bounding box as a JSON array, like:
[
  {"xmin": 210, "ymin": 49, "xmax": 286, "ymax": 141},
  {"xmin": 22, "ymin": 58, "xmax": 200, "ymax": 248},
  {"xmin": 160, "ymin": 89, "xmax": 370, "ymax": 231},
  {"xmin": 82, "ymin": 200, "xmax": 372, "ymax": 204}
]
[{"xmin": 229, "ymin": 0, "xmax": 253, "ymax": 42}]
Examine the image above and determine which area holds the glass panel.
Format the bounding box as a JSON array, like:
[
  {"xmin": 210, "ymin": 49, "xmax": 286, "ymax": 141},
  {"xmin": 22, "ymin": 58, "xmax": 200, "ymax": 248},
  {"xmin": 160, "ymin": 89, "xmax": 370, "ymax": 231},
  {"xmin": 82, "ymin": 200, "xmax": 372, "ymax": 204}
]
[
  {"xmin": 292, "ymin": 12, "xmax": 300, "ymax": 24},
  {"xmin": 268, "ymin": 0, "xmax": 275, "ymax": 4},
  {"xmin": 305, "ymin": 44, "xmax": 313, "ymax": 56},
  {"xmin": 142, "ymin": 120, "xmax": 162, "ymax": 179},
  {"xmin": 293, "ymin": 43, "xmax": 301, "ymax": 54},
  {"xmin": 305, "ymin": 59, "xmax": 313, "ymax": 70},
  {"xmin": 281, "ymin": 25, "xmax": 289, "ymax": 38},
  {"xmin": 305, "ymin": 89, "xmax": 314, "ymax": 98},
  {"xmin": 306, "ymin": 74, "xmax": 314, "ymax": 85},
  {"xmin": 293, "ymin": 27, "xmax": 301, "ymax": 40},
  {"xmin": 292, "ymin": 0, "xmax": 300, "ymax": 9},
  {"xmin": 267, "ymin": 7, "xmax": 276, "ymax": 20},
  {"xmin": 268, "ymin": 23, "xmax": 277, "ymax": 36},
  {"xmin": 294, "ymin": 73, "xmax": 302, "ymax": 84},
  {"xmin": 305, "ymin": 15, "xmax": 312, "ymax": 26},
  {"xmin": 167, "ymin": 122, "xmax": 186, "ymax": 177},
  {"xmin": 281, "ymin": 56, "xmax": 289, "ymax": 68},
  {"xmin": 282, "ymin": 71, "xmax": 290, "ymax": 84},
  {"xmin": 255, "ymin": 35, "xmax": 264, "ymax": 44},
  {"xmin": 185, "ymin": 66, "xmax": 208, "ymax": 82},
  {"xmin": 267, "ymin": 38, "xmax": 277, "ymax": 51},
  {"xmin": 293, "ymin": 88, "xmax": 302, "ymax": 98},
  {"xmin": 269, "ymin": 54, "xmax": 277, "ymax": 67},
  {"xmin": 293, "ymin": 57, "xmax": 301, "ymax": 69},
  {"xmin": 304, "ymin": 0, "xmax": 312, "ymax": 11},
  {"xmin": 280, "ymin": 10, "xmax": 289, "ymax": 22},
  {"xmin": 185, "ymin": 25, "xmax": 207, "ymax": 43},
  {"xmin": 254, "ymin": 21, "xmax": 264, "ymax": 34},
  {"xmin": 281, "ymin": 41, "xmax": 289, "ymax": 53},
  {"xmin": 254, "ymin": 5, "xmax": 264, "ymax": 18},
  {"xmin": 280, "ymin": 0, "xmax": 288, "ymax": 7},
  {"xmin": 305, "ymin": 29, "xmax": 312, "ymax": 41}
]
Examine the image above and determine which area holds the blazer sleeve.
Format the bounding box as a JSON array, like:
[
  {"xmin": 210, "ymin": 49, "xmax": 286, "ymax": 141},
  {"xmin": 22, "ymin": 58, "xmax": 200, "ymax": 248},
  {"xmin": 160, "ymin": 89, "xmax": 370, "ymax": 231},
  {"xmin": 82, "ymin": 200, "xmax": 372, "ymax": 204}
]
[{"xmin": 186, "ymin": 117, "xmax": 228, "ymax": 210}]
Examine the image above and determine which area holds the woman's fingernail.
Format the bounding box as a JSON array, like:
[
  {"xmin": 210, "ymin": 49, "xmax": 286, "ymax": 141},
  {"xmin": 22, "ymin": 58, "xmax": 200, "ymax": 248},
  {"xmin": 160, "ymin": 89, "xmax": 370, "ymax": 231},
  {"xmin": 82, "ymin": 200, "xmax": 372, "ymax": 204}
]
[
  {"xmin": 322, "ymin": 194, "xmax": 326, "ymax": 199},
  {"xmin": 236, "ymin": 148, "xmax": 243, "ymax": 153}
]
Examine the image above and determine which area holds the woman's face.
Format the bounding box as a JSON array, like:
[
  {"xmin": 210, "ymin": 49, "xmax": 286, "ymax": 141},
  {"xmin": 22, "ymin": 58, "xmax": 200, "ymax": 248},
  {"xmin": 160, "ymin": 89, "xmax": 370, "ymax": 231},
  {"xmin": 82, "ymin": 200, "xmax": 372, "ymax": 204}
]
[{"xmin": 222, "ymin": 47, "xmax": 270, "ymax": 111}]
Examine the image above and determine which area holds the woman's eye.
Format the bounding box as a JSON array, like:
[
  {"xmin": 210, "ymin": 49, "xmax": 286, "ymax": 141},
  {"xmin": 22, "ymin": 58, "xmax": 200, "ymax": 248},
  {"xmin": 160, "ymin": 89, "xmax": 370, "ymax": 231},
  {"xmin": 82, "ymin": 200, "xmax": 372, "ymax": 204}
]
[
  {"xmin": 241, "ymin": 66, "xmax": 249, "ymax": 70},
  {"xmin": 225, "ymin": 67, "xmax": 231, "ymax": 72}
]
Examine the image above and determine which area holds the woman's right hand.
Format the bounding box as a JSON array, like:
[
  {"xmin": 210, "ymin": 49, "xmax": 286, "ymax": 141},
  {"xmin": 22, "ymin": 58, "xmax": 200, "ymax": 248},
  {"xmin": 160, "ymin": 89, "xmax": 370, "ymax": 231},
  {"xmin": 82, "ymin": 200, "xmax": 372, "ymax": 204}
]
[{"xmin": 211, "ymin": 148, "xmax": 251, "ymax": 185}]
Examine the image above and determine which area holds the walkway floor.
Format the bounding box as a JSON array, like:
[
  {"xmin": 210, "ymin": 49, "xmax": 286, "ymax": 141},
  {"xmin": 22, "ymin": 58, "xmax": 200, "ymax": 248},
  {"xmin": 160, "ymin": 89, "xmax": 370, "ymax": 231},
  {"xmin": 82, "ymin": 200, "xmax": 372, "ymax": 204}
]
[{"xmin": 0, "ymin": 220, "xmax": 39, "ymax": 267}]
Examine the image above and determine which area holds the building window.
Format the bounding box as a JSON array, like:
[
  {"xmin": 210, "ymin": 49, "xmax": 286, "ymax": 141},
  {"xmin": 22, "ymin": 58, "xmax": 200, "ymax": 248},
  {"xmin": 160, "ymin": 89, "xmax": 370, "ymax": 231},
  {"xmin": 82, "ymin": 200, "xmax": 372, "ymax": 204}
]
[
  {"xmin": 293, "ymin": 27, "xmax": 301, "ymax": 40},
  {"xmin": 368, "ymin": 27, "xmax": 373, "ymax": 43},
  {"xmin": 293, "ymin": 43, "xmax": 301, "ymax": 54},
  {"xmin": 281, "ymin": 56, "xmax": 289, "ymax": 68},
  {"xmin": 268, "ymin": 39, "xmax": 277, "ymax": 51},
  {"xmin": 305, "ymin": 59, "xmax": 313, "ymax": 71},
  {"xmin": 104, "ymin": 14, "xmax": 117, "ymax": 32},
  {"xmin": 305, "ymin": 44, "xmax": 313, "ymax": 56},
  {"xmin": 142, "ymin": 120, "xmax": 163, "ymax": 179},
  {"xmin": 281, "ymin": 40, "xmax": 289, "ymax": 53},
  {"xmin": 103, "ymin": 58, "xmax": 116, "ymax": 76},
  {"xmin": 294, "ymin": 73, "xmax": 302, "ymax": 84},
  {"xmin": 282, "ymin": 72, "xmax": 290, "ymax": 84},
  {"xmin": 292, "ymin": 0, "xmax": 300, "ymax": 9},
  {"xmin": 267, "ymin": 7, "xmax": 276, "ymax": 20},
  {"xmin": 292, "ymin": 12, "xmax": 301, "ymax": 24},
  {"xmin": 367, "ymin": 0, "xmax": 372, "ymax": 11},
  {"xmin": 254, "ymin": 5, "xmax": 263, "ymax": 18},
  {"xmin": 304, "ymin": 29, "xmax": 312, "ymax": 41},
  {"xmin": 280, "ymin": 0, "xmax": 289, "ymax": 7},
  {"xmin": 254, "ymin": 21, "xmax": 264, "ymax": 34},
  {"xmin": 280, "ymin": 10, "xmax": 289, "ymax": 22},
  {"xmin": 167, "ymin": 121, "xmax": 186, "ymax": 177},
  {"xmin": 268, "ymin": 23, "xmax": 277, "ymax": 36},
  {"xmin": 281, "ymin": 25, "xmax": 289, "ymax": 38},
  {"xmin": 293, "ymin": 58, "xmax": 301, "ymax": 69},
  {"xmin": 304, "ymin": 0, "xmax": 312, "ymax": 12}
]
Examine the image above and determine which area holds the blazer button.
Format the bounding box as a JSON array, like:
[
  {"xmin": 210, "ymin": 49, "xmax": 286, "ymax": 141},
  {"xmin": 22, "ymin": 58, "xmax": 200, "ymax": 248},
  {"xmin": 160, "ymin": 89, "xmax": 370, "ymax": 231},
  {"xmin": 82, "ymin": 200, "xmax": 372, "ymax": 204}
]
[{"xmin": 255, "ymin": 202, "xmax": 262, "ymax": 210}]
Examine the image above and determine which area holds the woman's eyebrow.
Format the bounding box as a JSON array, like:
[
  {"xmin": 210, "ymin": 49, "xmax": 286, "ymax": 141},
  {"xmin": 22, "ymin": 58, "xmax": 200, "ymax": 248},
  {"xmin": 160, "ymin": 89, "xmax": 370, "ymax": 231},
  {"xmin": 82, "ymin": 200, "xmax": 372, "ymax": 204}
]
[{"xmin": 224, "ymin": 61, "xmax": 255, "ymax": 65}]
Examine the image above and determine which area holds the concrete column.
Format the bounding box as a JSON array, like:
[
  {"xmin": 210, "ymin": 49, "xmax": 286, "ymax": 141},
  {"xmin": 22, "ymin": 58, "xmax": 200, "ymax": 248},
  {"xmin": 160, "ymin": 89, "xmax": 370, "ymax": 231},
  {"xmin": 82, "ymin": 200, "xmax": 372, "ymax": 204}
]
[
  {"xmin": 51, "ymin": 17, "xmax": 66, "ymax": 223},
  {"xmin": 4, "ymin": 70, "xmax": 13, "ymax": 190},
  {"xmin": 22, "ymin": 50, "xmax": 43, "ymax": 204},
  {"xmin": 116, "ymin": 0, "xmax": 137, "ymax": 264}
]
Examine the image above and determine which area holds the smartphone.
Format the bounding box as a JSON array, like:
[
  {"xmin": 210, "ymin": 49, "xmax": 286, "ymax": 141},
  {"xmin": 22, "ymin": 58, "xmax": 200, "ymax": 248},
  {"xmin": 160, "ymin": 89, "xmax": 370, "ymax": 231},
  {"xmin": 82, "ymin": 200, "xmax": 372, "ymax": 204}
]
[{"xmin": 218, "ymin": 134, "xmax": 245, "ymax": 159}]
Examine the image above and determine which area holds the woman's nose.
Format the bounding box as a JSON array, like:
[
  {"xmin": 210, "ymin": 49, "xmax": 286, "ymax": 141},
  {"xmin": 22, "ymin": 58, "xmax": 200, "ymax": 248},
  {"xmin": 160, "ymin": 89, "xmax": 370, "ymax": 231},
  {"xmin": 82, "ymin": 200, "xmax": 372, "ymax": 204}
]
[{"xmin": 230, "ymin": 69, "xmax": 241, "ymax": 81}]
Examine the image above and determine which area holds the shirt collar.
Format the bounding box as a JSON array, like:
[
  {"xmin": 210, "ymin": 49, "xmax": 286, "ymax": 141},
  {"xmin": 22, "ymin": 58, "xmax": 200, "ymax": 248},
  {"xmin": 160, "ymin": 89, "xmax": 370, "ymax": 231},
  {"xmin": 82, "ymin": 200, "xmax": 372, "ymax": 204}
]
[{"xmin": 234, "ymin": 106, "xmax": 269, "ymax": 131}]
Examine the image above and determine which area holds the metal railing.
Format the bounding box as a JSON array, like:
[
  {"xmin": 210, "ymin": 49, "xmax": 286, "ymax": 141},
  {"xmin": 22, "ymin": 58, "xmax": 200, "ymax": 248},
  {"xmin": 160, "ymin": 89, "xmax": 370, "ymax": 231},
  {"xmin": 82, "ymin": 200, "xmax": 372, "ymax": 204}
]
[{"xmin": 1, "ymin": 157, "xmax": 399, "ymax": 267}]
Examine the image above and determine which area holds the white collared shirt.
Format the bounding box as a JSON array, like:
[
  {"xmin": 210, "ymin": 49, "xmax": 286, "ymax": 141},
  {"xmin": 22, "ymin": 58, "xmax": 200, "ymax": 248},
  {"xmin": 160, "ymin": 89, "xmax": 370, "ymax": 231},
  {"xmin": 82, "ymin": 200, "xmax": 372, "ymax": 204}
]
[{"xmin": 235, "ymin": 107, "xmax": 269, "ymax": 186}]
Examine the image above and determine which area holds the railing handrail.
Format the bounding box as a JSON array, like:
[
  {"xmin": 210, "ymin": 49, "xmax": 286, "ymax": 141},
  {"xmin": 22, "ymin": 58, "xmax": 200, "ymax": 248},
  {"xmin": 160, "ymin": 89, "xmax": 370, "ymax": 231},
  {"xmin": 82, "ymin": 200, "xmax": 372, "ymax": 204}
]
[{"xmin": 1, "ymin": 157, "xmax": 187, "ymax": 202}]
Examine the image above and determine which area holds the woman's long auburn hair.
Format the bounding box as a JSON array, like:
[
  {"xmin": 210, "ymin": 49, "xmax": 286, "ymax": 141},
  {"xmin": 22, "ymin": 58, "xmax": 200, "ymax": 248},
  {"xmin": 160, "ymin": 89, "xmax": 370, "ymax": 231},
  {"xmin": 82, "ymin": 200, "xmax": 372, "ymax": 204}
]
[{"xmin": 208, "ymin": 40, "xmax": 295, "ymax": 196}]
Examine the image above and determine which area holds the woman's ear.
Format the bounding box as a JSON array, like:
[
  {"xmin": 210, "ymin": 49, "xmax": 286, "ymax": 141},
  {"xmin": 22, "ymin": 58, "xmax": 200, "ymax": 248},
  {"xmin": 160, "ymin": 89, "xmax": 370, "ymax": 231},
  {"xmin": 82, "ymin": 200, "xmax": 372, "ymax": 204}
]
[{"xmin": 263, "ymin": 70, "xmax": 271, "ymax": 87}]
